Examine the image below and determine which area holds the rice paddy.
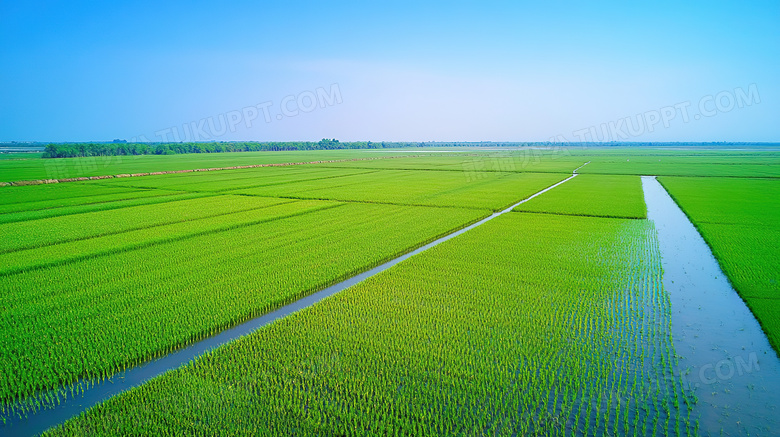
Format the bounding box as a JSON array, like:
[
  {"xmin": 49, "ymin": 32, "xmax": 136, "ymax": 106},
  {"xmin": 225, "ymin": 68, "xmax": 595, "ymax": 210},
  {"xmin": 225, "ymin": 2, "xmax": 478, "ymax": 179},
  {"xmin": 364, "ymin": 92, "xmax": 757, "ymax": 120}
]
[
  {"xmin": 42, "ymin": 213, "xmax": 696, "ymax": 436},
  {"xmin": 0, "ymin": 150, "xmax": 414, "ymax": 183},
  {"xmin": 514, "ymin": 174, "xmax": 647, "ymax": 219},
  {"xmin": 0, "ymin": 202, "xmax": 489, "ymax": 406},
  {"xmin": 0, "ymin": 146, "xmax": 778, "ymax": 435},
  {"xmin": 228, "ymin": 170, "xmax": 567, "ymax": 210},
  {"xmin": 657, "ymin": 176, "xmax": 780, "ymax": 351}
]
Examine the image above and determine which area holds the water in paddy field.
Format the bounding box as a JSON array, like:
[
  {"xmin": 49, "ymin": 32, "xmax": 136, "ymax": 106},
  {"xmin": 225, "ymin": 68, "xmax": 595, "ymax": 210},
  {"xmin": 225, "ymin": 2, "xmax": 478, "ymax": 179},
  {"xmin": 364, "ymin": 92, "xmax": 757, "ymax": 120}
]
[
  {"xmin": 642, "ymin": 176, "xmax": 780, "ymax": 436},
  {"xmin": 0, "ymin": 177, "xmax": 578, "ymax": 436},
  {"xmin": 537, "ymin": 219, "xmax": 696, "ymax": 437}
]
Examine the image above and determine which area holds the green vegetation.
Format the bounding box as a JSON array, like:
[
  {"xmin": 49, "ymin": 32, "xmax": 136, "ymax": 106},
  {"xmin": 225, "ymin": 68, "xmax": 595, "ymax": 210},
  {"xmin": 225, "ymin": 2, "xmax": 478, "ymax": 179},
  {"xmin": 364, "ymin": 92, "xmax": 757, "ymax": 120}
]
[
  {"xmin": 0, "ymin": 195, "xmax": 289, "ymax": 253},
  {"xmin": 514, "ymin": 174, "xmax": 647, "ymax": 219},
  {"xmin": 658, "ymin": 176, "xmax": 780, "ymax": 350},
  {"xmin": 0, "ymin": 198, "xmax": 316, "ymax": 276},
  {"xmin": 577, "ymin": 152, "xmax": 780, "ymax": 177},
  {"xmin": 1, "ymin": 146, "xmax": 778, "ymax": 435},
  {"xmin": 0, "ymin": 189, "xmax": 179, "ymax": 216},
  {"xmin": 5, "ymin": 145, "xmax": 778, "ymax": 183},
  {"xmin": 44, "ymin": 213, "xmax": 694, "ymax": 436},
  {"xmin": 0, "ymin": 191, "xmax": 211, "ymax": 225},
  {"xmin": 40, "ymin": 140, "xmax": 353, "ymax": 158},
  {"xmin": 0, "ymin": 149, "xmax": 418, "ymax": 182},
  {"xmin": 231, "ymin": 169, "xmax": 568, "ymax": 210},
  {"xmin": 0, "ymin": 201, "xmax": 489, "ymax": 408},
  {"xmin": 0, "ymin": 183, "xmax": 138, "ymax": 207},
  {"xmin": 0, "ymin": 153, "xmax": 44, "ymax": 160},
  {"xmin": 93, "ymin": 166, "xmax": 377, "ymax": 192},
  {"xmin": 39, "ymin": 140, "xmax": 475, "ymax": 159},
  {"xmin": 582, "ymin": 162, "xmax": 780, "ymax": 177},
  {"xmin": 657, "ymin": 177, "xmax": 778, "ymax": 227},
  {"xmin": 318, "ymin": 155, "xmax": 586, "ymax": 173}
]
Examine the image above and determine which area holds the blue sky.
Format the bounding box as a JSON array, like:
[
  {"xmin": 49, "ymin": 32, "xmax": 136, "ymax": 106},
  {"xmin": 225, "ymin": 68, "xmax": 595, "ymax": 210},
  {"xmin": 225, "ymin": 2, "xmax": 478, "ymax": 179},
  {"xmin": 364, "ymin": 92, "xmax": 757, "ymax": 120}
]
[{"xmin": 1, "ymin": 1, "xmax": 778, "ymax": 142}]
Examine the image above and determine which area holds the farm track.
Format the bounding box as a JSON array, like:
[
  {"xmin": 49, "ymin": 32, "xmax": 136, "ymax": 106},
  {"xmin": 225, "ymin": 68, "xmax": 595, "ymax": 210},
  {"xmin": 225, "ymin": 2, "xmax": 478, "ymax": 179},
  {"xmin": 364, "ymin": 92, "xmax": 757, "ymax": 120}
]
[
  {"xmin": 0, "ymin": 169, "xmax": 583, "ymax": 436},
  {"xmin": 5, "ymin": 151, "xmax": 777, "ymax": 435},
  {"xmin": 572, "ymin": 161, "xmax": 590, "ymax": 173}
]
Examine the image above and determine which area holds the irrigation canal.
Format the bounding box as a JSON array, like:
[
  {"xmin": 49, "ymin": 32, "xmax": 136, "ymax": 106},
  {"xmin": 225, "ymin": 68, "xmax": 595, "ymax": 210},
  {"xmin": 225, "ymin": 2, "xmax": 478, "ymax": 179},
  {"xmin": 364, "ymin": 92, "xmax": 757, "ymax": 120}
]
[
  {"xmin": 643, "ymin": 176, "xmax": 780, "ymax": 436},
  {"xmin": 6, "ymin": 170, "xmax": 778, "ymax": 436},
  {"xmin": 1, "ymin": 173, "xmax": 580, "ymax": 436}
]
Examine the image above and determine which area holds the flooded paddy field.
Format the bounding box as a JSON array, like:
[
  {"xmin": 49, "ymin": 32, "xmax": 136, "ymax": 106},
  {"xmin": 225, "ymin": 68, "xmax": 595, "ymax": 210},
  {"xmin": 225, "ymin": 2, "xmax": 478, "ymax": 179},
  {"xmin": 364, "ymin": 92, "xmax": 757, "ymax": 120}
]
[{"xmin": 0, "ymin": 146, "xmax": 778, "ymax": 435}]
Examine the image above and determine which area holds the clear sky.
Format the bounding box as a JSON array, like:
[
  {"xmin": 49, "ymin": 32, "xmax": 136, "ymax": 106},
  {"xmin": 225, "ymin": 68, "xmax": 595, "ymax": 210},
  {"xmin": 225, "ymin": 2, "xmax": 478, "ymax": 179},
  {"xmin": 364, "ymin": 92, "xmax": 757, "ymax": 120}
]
[{"xmin": 1, "ymin": 1, "xmax": 778, "ymax": 142}]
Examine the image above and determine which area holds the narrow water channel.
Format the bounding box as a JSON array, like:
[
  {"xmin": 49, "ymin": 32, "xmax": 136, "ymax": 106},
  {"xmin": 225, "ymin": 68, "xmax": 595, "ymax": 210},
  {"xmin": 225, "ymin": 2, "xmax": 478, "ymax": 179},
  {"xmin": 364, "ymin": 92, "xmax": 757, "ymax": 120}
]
[
  {"xmin": 642, "ymin": 175, "xmax": 780, "ymax": 436},
  {"xmin": 1, "ymin": 173, "xmax": 580, "ymax": 436}
]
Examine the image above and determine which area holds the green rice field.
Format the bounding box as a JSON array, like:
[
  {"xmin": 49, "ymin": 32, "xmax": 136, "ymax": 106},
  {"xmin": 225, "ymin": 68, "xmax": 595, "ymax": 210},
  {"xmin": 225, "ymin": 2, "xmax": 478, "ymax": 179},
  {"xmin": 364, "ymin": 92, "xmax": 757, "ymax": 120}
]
[
  {"xmin": 514, "ymin": 174, "xmax": 647, "ymax": 219},
  {"xmin": 658, "ymin": 176, "xmax": 780, "ymax": 350},
  {"xmin": 0, "ymin": 146, "xmax": 778, "ymax": 436},
  {"xmin": 43, "ymin": 213, "xmax": 694, "ymax": 436}
]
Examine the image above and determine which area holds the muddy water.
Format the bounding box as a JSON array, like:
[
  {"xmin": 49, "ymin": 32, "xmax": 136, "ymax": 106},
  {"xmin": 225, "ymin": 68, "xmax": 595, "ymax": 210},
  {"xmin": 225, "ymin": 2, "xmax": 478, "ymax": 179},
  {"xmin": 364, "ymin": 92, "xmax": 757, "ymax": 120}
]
[
  {"xmin": 642, "ymin": 175, "xmax": 780, "ymax": 436},
  {"xmin": 0, "ymin": 174, "xmax": 581, "ymax": 436}
]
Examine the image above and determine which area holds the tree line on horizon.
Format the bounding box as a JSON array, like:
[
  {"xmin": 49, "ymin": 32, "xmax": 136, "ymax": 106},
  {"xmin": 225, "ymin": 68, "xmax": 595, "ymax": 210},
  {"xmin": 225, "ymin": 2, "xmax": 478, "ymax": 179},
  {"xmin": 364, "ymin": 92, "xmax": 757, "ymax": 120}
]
[
  {"xmin": 38, "ymin": 140, "xmax": 772, "ymax": 158},
  {"xmin": 40, "ymin": 139, "xmax": 452, "ymax": 158}
]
